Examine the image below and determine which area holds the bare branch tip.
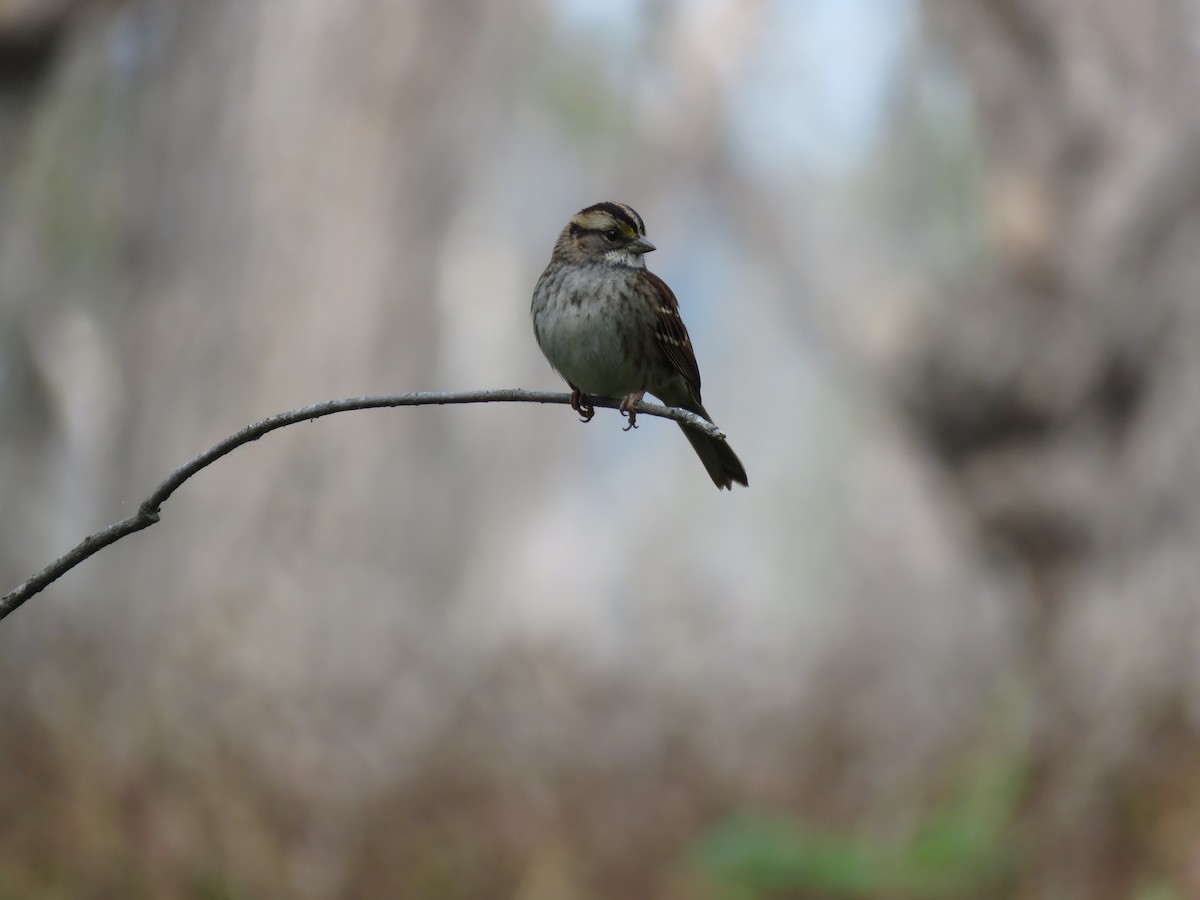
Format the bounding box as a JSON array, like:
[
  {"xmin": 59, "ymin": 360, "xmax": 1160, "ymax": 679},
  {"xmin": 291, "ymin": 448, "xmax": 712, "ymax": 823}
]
[{"xmin": 1, "ymin": 388, "xmax": 723, "ymax": 621}]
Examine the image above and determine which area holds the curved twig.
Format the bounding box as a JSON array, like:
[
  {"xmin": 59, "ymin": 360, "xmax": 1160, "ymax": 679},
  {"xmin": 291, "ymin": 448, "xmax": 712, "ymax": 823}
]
[{"xmin": 0, "ymin": 389, "xmax": 724, "ymax": 621}]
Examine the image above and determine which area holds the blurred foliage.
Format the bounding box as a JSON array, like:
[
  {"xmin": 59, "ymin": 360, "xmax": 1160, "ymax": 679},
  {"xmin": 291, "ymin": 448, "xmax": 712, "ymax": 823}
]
[
  {"xmin": 1133, "ymin": 887, "xmax": 1183, "ymax": 900},
  {"xmin": 687, "ymin": 741, "xmax": 1024, "ymax": 899}
]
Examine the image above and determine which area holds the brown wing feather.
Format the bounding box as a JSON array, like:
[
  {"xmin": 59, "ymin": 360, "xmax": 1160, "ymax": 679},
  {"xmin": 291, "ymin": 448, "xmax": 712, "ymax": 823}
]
[{"xmin": 643, "ymin": 270, "xmax": 702, "ymax": 396}]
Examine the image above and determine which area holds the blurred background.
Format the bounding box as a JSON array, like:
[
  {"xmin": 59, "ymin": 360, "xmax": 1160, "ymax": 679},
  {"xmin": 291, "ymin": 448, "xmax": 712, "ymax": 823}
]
[{"xmin": 2, "ymin": 1, "xmax": 1199, "ymax": 897}]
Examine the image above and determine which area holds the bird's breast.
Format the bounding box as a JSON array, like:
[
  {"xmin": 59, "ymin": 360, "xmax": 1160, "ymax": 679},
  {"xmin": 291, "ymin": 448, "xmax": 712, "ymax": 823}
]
[{"xmin": 532, "ymin": 267, "xmax": 645, "ymax": 397}]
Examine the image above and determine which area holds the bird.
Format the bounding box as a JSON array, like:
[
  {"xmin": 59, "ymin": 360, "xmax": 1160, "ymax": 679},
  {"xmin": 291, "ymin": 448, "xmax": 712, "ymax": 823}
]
[{"xmin": 531, "ymin": 201, "xmax": 748, "ymax": 490}]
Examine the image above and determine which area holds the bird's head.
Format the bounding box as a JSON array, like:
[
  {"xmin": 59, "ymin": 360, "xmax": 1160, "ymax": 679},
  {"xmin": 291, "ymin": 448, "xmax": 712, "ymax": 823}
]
[{"xmin": 554, "ymin": 201, "xmax": 656, "ymax": 268}]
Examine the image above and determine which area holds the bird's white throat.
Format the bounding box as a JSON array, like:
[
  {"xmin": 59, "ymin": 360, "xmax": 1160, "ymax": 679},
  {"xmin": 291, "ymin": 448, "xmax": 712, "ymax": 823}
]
[{"xmin": 604, "ymin": 247, "xmax": 648, "ymax": 268}]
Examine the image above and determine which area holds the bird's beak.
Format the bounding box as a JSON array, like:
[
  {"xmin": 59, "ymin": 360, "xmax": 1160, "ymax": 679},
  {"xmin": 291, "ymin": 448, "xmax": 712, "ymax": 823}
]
[{"xmin": 629, "ymin": 235, "xmax": 656, "ymax": 254}]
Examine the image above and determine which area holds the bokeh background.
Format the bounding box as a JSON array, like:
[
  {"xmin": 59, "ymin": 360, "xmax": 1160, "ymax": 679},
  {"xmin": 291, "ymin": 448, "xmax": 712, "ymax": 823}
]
[{"xmin": 2, "ymin": 1, "xmax": 1199, "ymax": 897}]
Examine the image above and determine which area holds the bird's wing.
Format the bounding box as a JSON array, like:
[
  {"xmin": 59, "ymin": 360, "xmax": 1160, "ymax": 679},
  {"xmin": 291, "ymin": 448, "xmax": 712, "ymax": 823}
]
[{"xmin": 644, "ymin": 270, "xmax": 702, "ymax": 398}]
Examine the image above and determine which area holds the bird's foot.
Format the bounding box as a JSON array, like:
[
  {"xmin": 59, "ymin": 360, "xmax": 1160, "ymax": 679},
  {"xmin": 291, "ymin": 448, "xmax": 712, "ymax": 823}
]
[
  {"xmin": 570, "ymin": 387, "xmax": 595, "ymax": 423},
  {"xmin": 619, "ymin": 390, "xmax": 645, "ymax": 431}
]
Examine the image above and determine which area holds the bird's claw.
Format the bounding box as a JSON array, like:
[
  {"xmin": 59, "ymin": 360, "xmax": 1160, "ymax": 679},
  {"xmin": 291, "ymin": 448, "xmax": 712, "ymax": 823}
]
[
  {"xmin": 570, "ymin": 388, "xmax": 595, "ymax": 423},
  {"xmin": 619, "ymin": 391, "xmax": 645, "ymax": 431}
]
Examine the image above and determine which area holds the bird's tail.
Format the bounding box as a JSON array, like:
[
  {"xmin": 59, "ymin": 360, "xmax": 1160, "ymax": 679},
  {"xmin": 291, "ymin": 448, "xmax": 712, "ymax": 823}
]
[{"xmin": 677, "ymin": 402, "xmax": 748, "ymax": 490}]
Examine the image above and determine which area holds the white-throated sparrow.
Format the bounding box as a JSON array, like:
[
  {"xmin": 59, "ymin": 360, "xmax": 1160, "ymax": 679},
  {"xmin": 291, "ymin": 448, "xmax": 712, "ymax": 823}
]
[{"xmin": 531, "ymin": 202, "xmax": 748, "ymax": 490}]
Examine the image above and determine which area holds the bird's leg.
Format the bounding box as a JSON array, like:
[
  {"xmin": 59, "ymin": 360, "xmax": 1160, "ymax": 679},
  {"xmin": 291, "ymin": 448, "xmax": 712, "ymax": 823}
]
[
  {"xmin": 569, "ymin": 386, "xmax": 595, "ymax": 423},
  {"xmin": 619, "ymin": 390, "xmax": 645, "ymax": 431}
]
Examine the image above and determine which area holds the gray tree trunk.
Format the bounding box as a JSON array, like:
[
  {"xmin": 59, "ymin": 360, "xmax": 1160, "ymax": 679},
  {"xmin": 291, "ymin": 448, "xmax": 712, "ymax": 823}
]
[{"xmin": 909, "ymin": 2, "xmax": 1200, "ymax": 895}]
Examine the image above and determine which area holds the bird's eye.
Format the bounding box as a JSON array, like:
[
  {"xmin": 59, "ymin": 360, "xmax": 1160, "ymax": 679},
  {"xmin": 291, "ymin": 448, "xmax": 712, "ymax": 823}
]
[{"xmin": 602, "ymin": 228, "xmax": 619, "ymax": 243}]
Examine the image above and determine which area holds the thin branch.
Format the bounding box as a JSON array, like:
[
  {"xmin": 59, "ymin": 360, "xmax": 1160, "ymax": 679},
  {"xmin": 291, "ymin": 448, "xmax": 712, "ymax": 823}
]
[{"xmin": 1, "ymin": 389, "xmax": 724, "ymax": 621}]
